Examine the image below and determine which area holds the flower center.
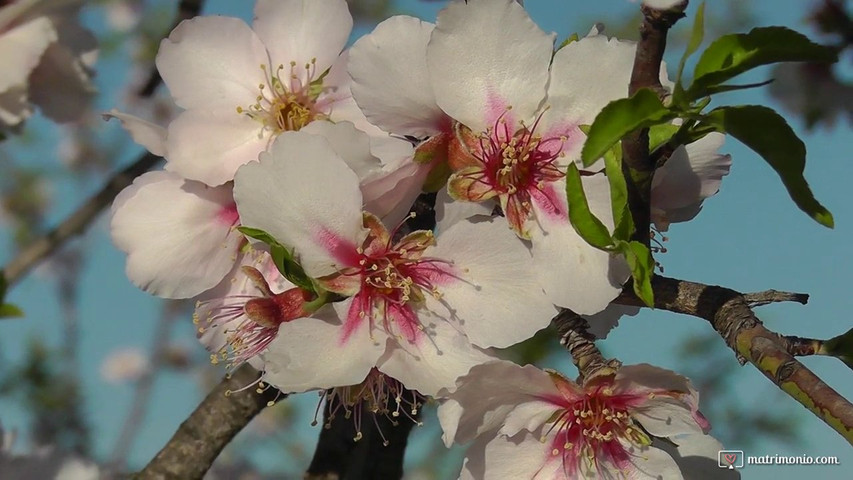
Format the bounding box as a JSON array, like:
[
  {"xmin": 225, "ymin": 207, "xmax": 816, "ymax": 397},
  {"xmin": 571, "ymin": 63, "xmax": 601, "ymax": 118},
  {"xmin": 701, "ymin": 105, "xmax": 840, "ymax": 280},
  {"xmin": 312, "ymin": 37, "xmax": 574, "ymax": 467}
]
[
  {"xmin": 545, "ymin": 387, "xmax": 651, "ymax": 476},
  {"xmin": 477, "ymin": 111, "xmax": 566, "ymax": 196},
  {"xmin": 236, "ymin": 59, "xmax": 328, "ymax": 136},
  {"xmin": 316, "ymin": 368, "xmax": 424, "ymax": 444}
]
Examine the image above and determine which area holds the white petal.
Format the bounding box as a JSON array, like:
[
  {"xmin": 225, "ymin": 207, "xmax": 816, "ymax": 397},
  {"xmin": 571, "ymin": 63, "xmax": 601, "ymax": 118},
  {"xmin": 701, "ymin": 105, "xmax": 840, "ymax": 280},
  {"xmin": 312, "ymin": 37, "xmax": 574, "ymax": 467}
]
[
  {"xmin": 110, "ymin": 171, "xmax": 241, "ymax": 299},
  {"xmin": 438, "ymin": 359, "xmax": 557, "ymax": 446},
  {"xmin": 349, "ymin": 16, "xmax": 446, "ymax": 137},
  {"xmin": 252, "ymin": 0, "xmax": 351, "ymax": 75},
  {"xmin": 0, "ymin": 85, "xmax": 31, "ymax": 127},
  {"xmin": 103, "ymin": 110, "xmax": 166, "ymax": 156},
  {"xmin": 155, "ymin": 16, "xmax": 267, "ymax": 110},
  {"xmin": 261, "ymin": 299, "xmax": 386, "ymax": 392},
  {"xmin": 460, "ymin": 432, "xmax": 553, "ymax": 480},
  {"xmin": 233, "ymin": 131, "xmax": 366, "ymax": 279},
  {"xmin": 164, "ymin": 107, "xmax": 267, "ymax": 186},
  {"xmin": 651, "ymin": 132, "xmax": 731, "ymax": 230},
  {"xmin": 377, "ymin": 318, "xmax": 493, "ymax": 397},
  {"xmin": 0, "ymin": 16, "xmax": 55, "ymax": 93},
  {"xmin": 594, "ymin": 443, "xmax": 683, "ymax": 480},
  {"xmin": 361, "ymin": 156, "xmax": 428, "ymax": 226},
  {"xmin": 427, "ymin": 218, "xmax": 558, "ymax": 348},
  {"xmin": 532, "ymin": 176, "xmax": 629, "ymax": 313},
  {"xmin": 428, "ymin": 0, "xmax": 554, "ymax": 132},
  {"xmin": 656, "ymin": 433, "xmax": 739, "ymax": 480},
  {"xmin": 543, "ymin": 34, "xmax": 638, "ymax": 131},
  {"xmin": 300, "ymin": 120, "xmax": 381, "ymax": 180},
  {"xmin": 434, "ymin": 186, "xmax": 494, "ymax": 235},
  {"xmin": 633, "ymin": 398, "xmax": 704, "ymax": 438}
]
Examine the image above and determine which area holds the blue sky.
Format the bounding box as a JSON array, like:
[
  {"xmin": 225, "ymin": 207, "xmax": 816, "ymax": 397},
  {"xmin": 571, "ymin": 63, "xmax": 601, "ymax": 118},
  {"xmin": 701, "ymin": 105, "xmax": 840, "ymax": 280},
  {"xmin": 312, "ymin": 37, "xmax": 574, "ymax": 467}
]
[{"xmin": 1, "ymin": 1, "xmax": 851, "ymax": 478}]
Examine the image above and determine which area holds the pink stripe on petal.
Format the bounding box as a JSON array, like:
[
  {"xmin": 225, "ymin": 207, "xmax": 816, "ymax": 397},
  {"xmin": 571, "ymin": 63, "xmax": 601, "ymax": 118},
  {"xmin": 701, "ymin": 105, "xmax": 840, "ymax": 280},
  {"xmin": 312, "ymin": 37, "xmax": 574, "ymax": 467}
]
[
  {"xmin": 531, "ymin": 184, "xmax": 567, "ymax": 222},
  {"xmin": 314, "ymin": 227, "xmax": 361, "ymax": 267},
  {"xmin": 485, "ymin": 90, "xmax": 513, "ymax": 127},
  {"xmin": 340, "ymin": 292, "xmax": 370, "ymax": 345},
  {"xmin": 217, "ymin": 203, "xmax": 239, "ymax": 226}
]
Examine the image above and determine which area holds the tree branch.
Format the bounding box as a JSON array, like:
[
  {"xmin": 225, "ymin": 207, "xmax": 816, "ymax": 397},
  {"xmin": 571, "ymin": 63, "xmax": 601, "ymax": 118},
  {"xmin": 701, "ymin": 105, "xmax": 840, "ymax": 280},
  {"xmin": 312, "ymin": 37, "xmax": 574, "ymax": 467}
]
[
  {"xmin": 744, "ymin": 289, "xmax": 810, "ymax": 307},
  {"xmin": 133, "ymin": 364, "xmax": 279, "ymax": 480},
  {"xmin": 615, "ymin": 275, "xmax": 853, "ymax": 445},
  {"xmin": 551, "ymin": 309, "xmax": 615, "ymax": 380},
  {"xmin": 622, "ymin": 0, "xmax": 688, "ymax": 246},
  {"xmin": 1, "ymin": 153, "xmax": 161, "ymax": 288}
]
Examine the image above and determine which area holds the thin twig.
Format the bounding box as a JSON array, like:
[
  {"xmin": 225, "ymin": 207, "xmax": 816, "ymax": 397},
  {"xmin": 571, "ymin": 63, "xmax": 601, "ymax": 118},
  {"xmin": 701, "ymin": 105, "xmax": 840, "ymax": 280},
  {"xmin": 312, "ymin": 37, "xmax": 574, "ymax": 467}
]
[
  {"xmin": 132, "ymin": 364, "xmax": 280, "ymax": 480},
  {"xmin": 744, "ymin": 289, "xmax": 810, "ymax": 307},
  {"xmin": 615, "ymin": 275, "xmax": 853, "ymax": 445},
  {"xmin": 1, "ymin": 152, "xmax": 161, "ymax": 288}
]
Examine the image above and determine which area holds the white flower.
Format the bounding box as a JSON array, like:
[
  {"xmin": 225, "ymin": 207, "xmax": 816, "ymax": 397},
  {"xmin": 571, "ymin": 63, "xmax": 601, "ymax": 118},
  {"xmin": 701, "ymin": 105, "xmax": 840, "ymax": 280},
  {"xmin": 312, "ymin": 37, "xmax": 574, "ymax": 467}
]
[
  {"xmin": 233, "ymin": 130, "xmax": 556, "ymax": 395},
  {"xmin": 0, "ymin": 0, "xmax": 96, "ymax": 128},
  {"xmin": 651, "ymin": 132, "xmax": 732, "ymax": 231},
  {"xmin": 100, "ymin": 347, "xmax": 150, "ymax": 384},
  {"xmin": 153, "ymin": 0, "xmax": 383, "ymax": 186},
  {"xmin": 439, "ymin": 360, "xmax": 720, "ymax": 480}
]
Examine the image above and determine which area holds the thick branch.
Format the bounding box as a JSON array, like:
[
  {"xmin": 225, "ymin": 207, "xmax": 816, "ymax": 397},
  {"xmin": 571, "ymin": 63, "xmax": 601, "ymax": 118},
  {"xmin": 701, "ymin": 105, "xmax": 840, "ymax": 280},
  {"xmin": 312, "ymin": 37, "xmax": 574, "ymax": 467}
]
[
  {"xmin": 551, "ymin": 309, "xmax": 614, "ymax": 380},
  {"xmin": 616, "ymin": 275, "xmax": 853, "ymax": 445},
  {"xmin": 133, "ymin": 364, "xmax": 279, "ymax": 480},
  {"xmin": 2, "ymin": 153, "xmax": 161, "ymax": 288},
  {"xmin": 622, "ymin": 1, "xmax": 687, "ymax": 245}
]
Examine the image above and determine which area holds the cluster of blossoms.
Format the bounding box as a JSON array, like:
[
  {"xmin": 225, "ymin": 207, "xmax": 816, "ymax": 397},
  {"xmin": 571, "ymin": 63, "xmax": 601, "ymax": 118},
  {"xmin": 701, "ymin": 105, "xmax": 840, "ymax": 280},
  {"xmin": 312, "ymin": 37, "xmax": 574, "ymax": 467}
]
[
  {"xmin": 108, "ymin": 0, "xmax": 733, "ymax": 478},
  {"xmin": 0, "ymin": 0, "xmax": 97, "ymax": 130}
]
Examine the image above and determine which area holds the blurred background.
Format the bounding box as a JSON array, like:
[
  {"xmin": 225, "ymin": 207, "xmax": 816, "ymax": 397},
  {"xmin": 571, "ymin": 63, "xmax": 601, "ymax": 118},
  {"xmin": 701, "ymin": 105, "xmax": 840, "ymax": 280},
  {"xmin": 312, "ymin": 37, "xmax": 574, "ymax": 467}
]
[{"xmin": 1, "ymin": 0, "xmax": 852, "ymax": 478}]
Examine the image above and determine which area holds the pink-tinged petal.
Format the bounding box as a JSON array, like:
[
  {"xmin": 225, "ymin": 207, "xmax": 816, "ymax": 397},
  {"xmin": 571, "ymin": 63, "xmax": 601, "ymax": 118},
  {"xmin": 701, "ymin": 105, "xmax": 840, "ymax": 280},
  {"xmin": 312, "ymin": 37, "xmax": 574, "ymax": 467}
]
[
  {"xmin": 261, "ymin": 299, "xmax": 385, "ymax": 393},
  {"xmin": 0, "ymin": 16, "xmax": 55, "ymax": 93},
  {"xmin": 103, "ymin": 110, "xmax": 166, "ymax": 156},
  {"xmin": 651, "ymin": 132, "xmax": 731, "ymax": 230},
  {"xmin": 438, "ymin": 360, "xmax": 557, "ymax": 446},
  {"xmin": 301, "ymin": 120, "xmax": 381, "ymax": 180},
  {"xmin": 349, "ymin": 16, "xmax": 446, "ymax": 137},
  {"xmin": 110, "ymin": 171, "xmax": 242, "ymax": 299},
  {"xmin": 155, "ymin": 16, "xmax": 267, "ymax": 110},
  {"xmin": 252, "ymin": 0, "xmax": 351, "ymax": 77},
  {"xmin": 428, "ymin": 0, "xmax": 554, "ymax": 132},
  {"xmin": 164, "ymin": 107, "xmax": 267, "ymax": 186},
  {"xmin": 434, "ymin": 186, "xmax": 493, "ymax": 234},
  {"xmin": 377, "ymin": 317, "xmax": 493, "ymax": 397},
  {"xmin": 543, "ymin": 35, "xmax": 642, "ymax": 133},
  {"xmin": 532, "ymin": 176, "xmax": 629, "ymax": 313},
  {"xmin": 448, "ymin": 167, "xmax": 498, "ymax": 202},
  {"xmin": 362, "ymin": 156, "xmax": 428, "ymax": 226},
  {"xmin": 501, "ymin": 192, "xmax": 535, "ymax": 239},
  {"xmin": 459, "ymin": 432, "xmax": 555, "ymax": 480},
  {"xmin": 583, "ymin": 442, "xmax": 682, "ymax": 480},
  {"xmin": 234, "ymin": 131, "xmax": 367, "ymax": 279},
  {"xmin": 426, "ymin": 218, "xmax": 558, "ymax": 348},
  {"xmin": 583, "ymin": 303, "xmax": 641, "ymax": 339}
]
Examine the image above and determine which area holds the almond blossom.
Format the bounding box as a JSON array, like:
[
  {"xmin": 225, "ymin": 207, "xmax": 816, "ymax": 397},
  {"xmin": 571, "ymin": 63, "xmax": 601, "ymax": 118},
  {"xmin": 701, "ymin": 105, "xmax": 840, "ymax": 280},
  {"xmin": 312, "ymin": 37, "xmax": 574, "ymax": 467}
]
[
  {"xmin": 439, "ymin": 360, "xmax": 721, "ymax": 479},
  {"xmin": 232, "ymin": 130, "xmax": 557, "ymax": 396},
  {"xmin": 153, "ymin": 0, "xmax": 384, "ymax": 186},
  {"xmin": 427, "ymin": 0, "xmax": 637, "ymax": 314},
  {"xmin": 0, "ymin": 0, "xmax": 97, "ymax": 128}
]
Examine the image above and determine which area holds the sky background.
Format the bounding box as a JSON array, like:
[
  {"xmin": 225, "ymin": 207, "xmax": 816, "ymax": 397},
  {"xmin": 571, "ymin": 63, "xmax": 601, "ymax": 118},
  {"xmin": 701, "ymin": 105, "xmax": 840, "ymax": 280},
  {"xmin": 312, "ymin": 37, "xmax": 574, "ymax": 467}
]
[{"xmin": 1, "ymin": 0, "xmax": 852, "ymax": 479}]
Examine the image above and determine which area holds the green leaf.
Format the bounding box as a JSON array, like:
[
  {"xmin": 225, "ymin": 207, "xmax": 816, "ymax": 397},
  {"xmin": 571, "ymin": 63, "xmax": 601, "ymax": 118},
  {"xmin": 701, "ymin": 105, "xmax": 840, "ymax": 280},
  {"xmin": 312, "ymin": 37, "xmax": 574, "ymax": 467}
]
[
  {"xmin": 0, "ymin": 303, "xmax": 23, "ymax": 319},
  {"xmin": 676, "ymin": 2, "xmax": 705, "ymax": 85},
  {"xmin": 648, "ymin": 123, "xmax": 680, "ymax": 151},
  {"xmin": 688, "ymin": 27, "xmax": 838, "ymax": 99},
  {"xmin": 822, "ymin": 328, "xmax": 853, "ymax": 371},
  {"xmin": 565, "ymin": 162, "xmax": 614, "ymax": 250},
  {"xmin": 237, "ymin": 226, "xmax": 316, "ymax": 292},
  {"xmin": 581, "ymin": 89, "xmax": 675, "ymax": 167},
  {"xmin": 615, "ymin": 240, "xmax": 655, "ymax": 307},
  {"xmin": 602, "ymin": 146, "xmax": 633, "ymax": 242},
  {"xmin": 555, "ymin": 32, "xmax": 580, "ymax": 52},
  {"xmin": 703, "ymin": 105, "xmax": 833, "ymax": 227}
]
